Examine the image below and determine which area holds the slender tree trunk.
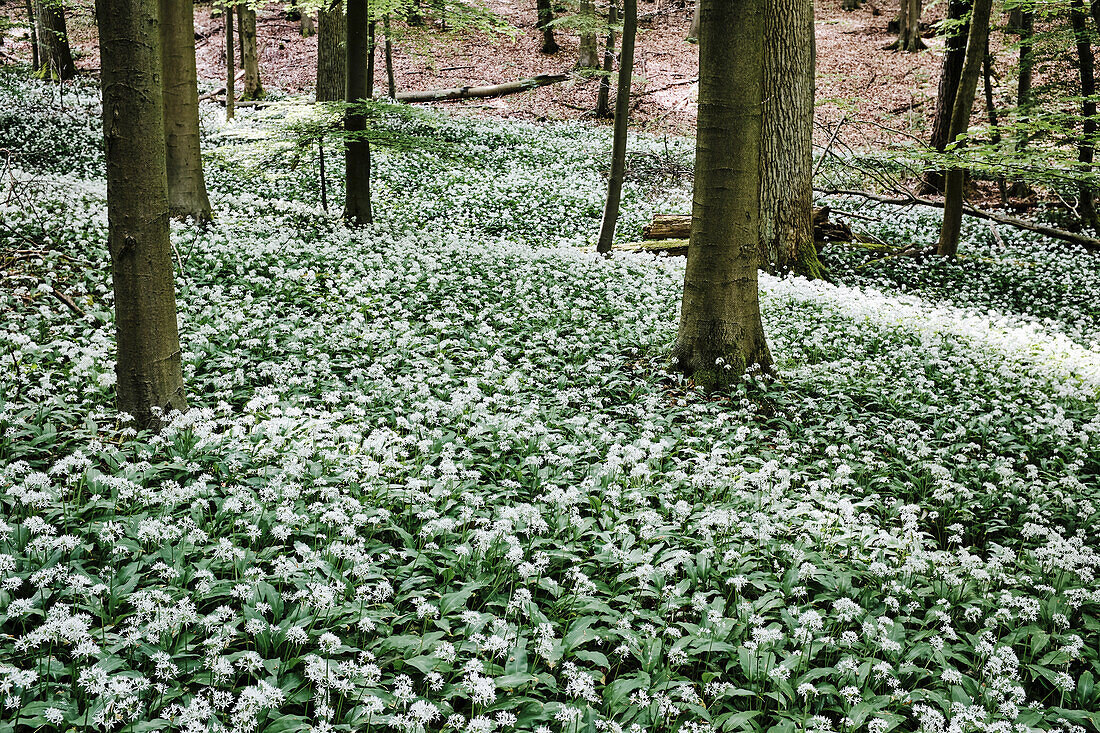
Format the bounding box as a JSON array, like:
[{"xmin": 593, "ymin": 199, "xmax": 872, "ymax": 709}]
[
  {"xmin": 595, "ymin": 0, "xmax": 636, "ymax": 254},
  {"xmin": 1007, "ymin": 8, "xmax": 1033, "ymax": 198},
  {"xmin": 687, "ymin": 0, "xmax": 700, "ymax": 41},
  {"xmin": 761, "ymin": 0, "xmax": 822, "ymax": 279},
  {"xmin": 578, "ymin": 0, "xmax": 599, "ymax": 68},
  {"xmin": 384, "ymin": 15, "xmax": 396, "ymax": 98},
  {"xmin": 981, "ymin": 43, "xmax": 1007, "ymax": 204},
  {"xmin": 94, "ymin": 0, "xmax": 187, "ymax": 430},
  {"xmin": 536, "ymin": 0, "xmax": 559, "ymax": 54},
  {"xmin": 595, "ymin": 2, "xmax": 616, "ymax": 118},
  {"xmin": 888, "ymin": 0, "xmax": 926, "ymax": 52},
  {"xmin": 672, "ymin": 0, "xmax": 773, "ymax": 387},
  {"xmin": 25, "ymin": 0, "xmax": 40, "ymax": 73},
  {"xmin": 366, "ymin": 18, "xmax": 376, "ymax": 99},
  {"xmin": 237, "ymin": 5, "xmax": 263, "ymax": 99},
  {"xmin": 345, "ymin": 0, "xmax": 372, "ymax": 224},
  {"xmin": 937, "ymin": 0, "xmax": 993, "ymax": 257},
  {"xmin": 1071, "ymin": 0, "xmax": 1099, "ymax": 231},
  {"xmin": 36, "ymin": 1, "xmax": 77, "ymax": 79},
  {"xmin": 160, "ymin": 0, "xmax": 212, "ymax": 222},
  {"xmin": 922, "ymin": 0, "xmax": 969, "ymax": 193},
  {"xmin": 316, "ymin": 0, "xmax": 347, "ymax": 102},
  {"xmin": 225, "ymin": 2, "xmax": 235, "ymax": 120}
]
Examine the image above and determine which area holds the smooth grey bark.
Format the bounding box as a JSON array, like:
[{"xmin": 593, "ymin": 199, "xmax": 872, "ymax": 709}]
[
  {"xmin": 761, "ymin": 0, "xmax": 822, "ymax": 279},
  {"xmin": 687, "ymin": 1, "xmax": 699, "ymax": 40},
  {"xmin": 578, "ymin": 0, "xmax": 599, "ymax": 68},
  {"xmin": 237, "ymin": 5, "xmax": 263, "ymax": 99},
  {"xmin": 94, "ymin": 0, "xmax": 187, "ymax": 430},
  {"xmin": 345, "ymin": 0, "xmax": 372, "ymax": 224},
  {"xmin": 225, "ymin": 2, "xmax": 235, "ymax": 119},
  {"xmin": 936, "ymin": 0, "xmax": 993, "ymax": 257},
  {"xmin": 922, "ymin": 0, "xmax": 969, "ymax": 193},
  {"xmin": 316, "ymin": 0, "xmax": 346, "ymax": 102},
  {"xmin": 888, "ymin": 0, "xmax": 926, "ymax": 52},
  {"xmin": 160, "ymin": 0, "xmax": 212, "ymax": 222},
  {"xmin": 384, "ymin": 15, "xmax": 396, "ymax": 98},
  {"xmin": 35, "ymin": 1, "xmax": 77, "ymax": 79},
  {"xmin": 595, "ymin": 2, "xmax": 616, "ymax": 118},
  {"xmin": 672, "ymin": 0, "xmax": 773, "ymax": 387},
  {"xmin": 595, "ymin": 0, "xmax": 636, "ymax": 254},
  {"xmin": 536, "ymin": 0, "xmax": 559, "ymax": 53},
  {"xmin": 25, "ymin": 0, "xmax": 40, "ymax": 73},
  {"xmin": 1071, "ymin": 0, "xmax": 1099, "ymax": 231}
]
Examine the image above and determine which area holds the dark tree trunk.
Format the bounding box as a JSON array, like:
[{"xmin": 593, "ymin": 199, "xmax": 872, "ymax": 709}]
[
  {"xmin": 923, "ymin": 0, "xmax": 970, "ymax": 193},
  {"xmin": 1007, "ymin": 8, "xmax": 1033, "ymax": 198},
  {"xmin": 937, "ymin": 0, "xmax": 993, "ymax": 257},
  {"xmin": 225, "ymin": 2, "xmax": 234, "ymax": 119},
  {"xmin": 36, "ymin": 1, "xmax": 77, "ymax": 80},
  {"xmin": 160, "ymin": 0, "xmax": 212, "ymax": 222},
  {"xmin": 595, "ymin": 0, "xmax": 636, "ymax": 253},
  {"xmin": 366, "ymin": 19, "xmax": 376, "ymax": 99},
  {"xmin": 384, "ymin": 15, "xmax": 396, "ymax": 98},
  {"xmin": 316, "ymin": 0, "xmax": 347, "ymax": 102},
  {"xmin": 25, "ymin": 0, "xmax": 40, "ymax": 73},
  {"xmin": 1071, "ymin": 0, "xmax": 1099, "ymax": 231},
  {"xmin": 345, "ymin": 0, "xmax": 372, "ymax": 225},
  {"xmin": 94, "ymin": 0, "xmax": 187, "ymax": 430},
  {"xmin": 595, "ymin": 2, "xmax": 616, "ymax": 117},
  {"xmin": 237, "ymin": 5, "xmax": 263, "ymax": 99},
  {"xmin": 888, "ymin": 0, "xmax": 926, "ymax": 52},
  {"xmin": 672, "ymin": 0, "xmax": 773, "ymax": 388},
  {"xmin": 536, "ymin": 0, "xmax": 559, "ymax": 54}
]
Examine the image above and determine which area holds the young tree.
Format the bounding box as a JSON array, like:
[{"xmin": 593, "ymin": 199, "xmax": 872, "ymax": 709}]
[
  {"xmin": 687, "ymin": 1, "xmax": 699, "ymax": 41},
  {"xmin": 888, "ymin": 0, "xmax": 926, "ymax": 52},
  {"xmin": 160, "ymin": 0, "xmax": 213, "ymax": 222},
  {"xmin": 317, "ymin": 0, "xmax": 347, "ymax": 102},
  {"xmin": 595, "ymin": 0, "xmax": 636, "ymax": 254},
  {"xmin": 936, "ymin": 0, "xmax": 993, "ymax": 257},
  {"xmin": 922, "ymin": 0, "xmax": 969, "ymax": 193},
  {"xmin": 94, "ymin": 0, "xmax": 187, "ymax": 429},
  {"xmin": 237, "ymin": 4, "xmax": 263, "ymax": 100},
  {"xmin": 24, "ymin": 0, "xmax": 40, "ymax": 73},
  {"xmin": 761, "ymin": 0, "xmax": 823, "ymax": 279},
  {"xmin": 345, "ymin": 0, "xmax": 373, "ymax": 224},
  {"xmin": 595, "ymin": 1, "xmax": 616, "ymax": 117},
  {"xmin": 1069, "ymin": 0, "xmax": 1098, "ymax": 231},
  {"xmin": 225, "ymin": 1, "xmax": 235, "ymax": 120},
  {"xmin": 35, "ymin": 0, "xmax": 77, "ymax": 80},
  {"xmin": 672, "ymin": 0, "xmax": 773, "ymax": 387},
  {"xmin": 536, "ymin": 0, "xmax": 559, "ymax": 54}
]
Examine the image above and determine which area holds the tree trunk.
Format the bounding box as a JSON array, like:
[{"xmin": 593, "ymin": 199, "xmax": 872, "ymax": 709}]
[
  {"xmin": 578, "ymin": 0, "xmax": 599, "ymax": 68},
  {"xmin": 160, "ymin": 0, "xmax": 212, "ymax": 222},
  {"xmin": 595, "ymin": 0, "xmax": 637, "ymax": 254},
  {"xmin": 237, "ymin": 5, "xmax": 263, "ymax": 99},
  {"xmin": 366, "ymin": 19, "xmax": 376, "ymax": 99},
  {"xmin": 596, "ymin": 2, "xmax": 616, "ymax": 117},
  {"xmin": 672, "ymin": 0, "xmax": 773, "ymax": 388},
  {"xmin": 316, "ymin": 0, "xmax": 346, "ymax": 102},
  {"xmin": 225, "ymin": 2, "xmax": 234, "ymax": 119},
  {"xmin": 888, "ymin": 0, "xmax": 926, "ymax": 52},
  {"xmin": 384, "ymin": 15, "xmax": 396, "ymax": 98},
  {"xmin": 981, "ymin": 43, "xmax": 1007, "ymax": 204},
  {"xmin": 1071, "ymin": 0, "xmax": 1099, "ymax": 231},
  {"xmin": 761, "ymin": 0, "xmax": 822, "ymax": 279},
  {"xmin": 345, "ymin": 0, "xmax": 372, "ymax": 225},
  {"xmin": 922, "ymin": 0, "xmax": 969, "ymax": 193},
  {"xmin": 301, "ymin": 11, "xmax": 316, "ymax": 36},
  {"xmin": 25, "ymin": 0, "xmax": 40, "ymax": 73},
  {"xmin": 936, "ymin": 0, "xmax": 993, "ymax": 257},
  {"xmin": 536, "ymin": 0, "xmax": 559, "ymax": 54},
  {"xmin": 94, "ymin": 0, "xmax": 187, "ymax": 430},
  {"xmin": 1007, "ymin": 7, "xmax": 1033, "ymax": 198},
  {"xmin": 36, "ymin": 1, "xmax": 77, "ymax": 80},
  {"xmin": 687, "ymin": 1, "xmax": 699, "ymax": 41}
]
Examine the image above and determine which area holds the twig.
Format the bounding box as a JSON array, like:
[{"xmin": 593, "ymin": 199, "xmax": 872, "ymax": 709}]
[
  {"xmin": 811, "ymin": 115, "xmax": 846, "ymax": 180},
  {"xmin": 48, "ymin": 286, "xmax": 84, "ymax": 316}
]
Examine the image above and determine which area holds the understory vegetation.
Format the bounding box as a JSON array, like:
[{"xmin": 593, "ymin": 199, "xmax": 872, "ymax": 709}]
[{"xmin": 2, "ymin": 75, "xmax": 1099, "ymax": 733}]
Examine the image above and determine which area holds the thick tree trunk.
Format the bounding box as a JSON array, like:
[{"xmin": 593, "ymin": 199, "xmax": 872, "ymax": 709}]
[
  {"xmin": 160, "ymin": 0, "xmax": 212, "ymax": 222},
  {"xmin": 672, "ymin": 0, "xmax": 773, "ymax": 388},
  {"xmin": 316, "ymin": 0, "xmax": 346, "ymax": 102},
  {"xmin": 35, "ymin": 2, "xmax": 77, "ymax": 80},
  {"xmin": 384, "ymin": 15, "xmax": 396, "ymax": 98},
  {"xmin": 345, "ymin": 0, "xmax": 372, "ymax": 225},
  {"xmin": 225, "ymin": 2, "xmax": 234, "ymax": 119},
  {"xmin": 596, "ymin": 0, "xmax": 637, "ymax": 254},
  {"xmin": 1071, "ymin": 0, "xmax": 1099, "ymax": 231},
  {"xmin": 596, "ymin": 2, "xmax": 616, "ymax": 117},
  {"xmin": 936, "ymin": 0, "xmax": 993, "ymax": 257},
  {"xmin": 761, "ymin": 0, "xmax": 822, "ymax": 279},
  {"xmin": 94, "ymin": 0, "xmax": 187, "ymax": 430},
  {"xmin": 922, "ymin": 0, "xmax": 969, "ymax": 193},
  {"xmin": 1007, "ymin": 8, "xmax": 1033, "ymax": 198},
  {"xmin": 301, "ymin": 11, "xmax": 316, "ymax": 36},
  {"xmin": 237, "ymin": 5, "xmax": 263, "ymax": 99},
  {"xmin": 536, "ymin": 0, "xmax": 559, "ymax": 54},
  {"xmin": 888, "ymin": 0, "xmax": 926, "ymax": 52},
  {"xmin": 578, "ymin": 0, "xmax": 599, "ymax": 68}
]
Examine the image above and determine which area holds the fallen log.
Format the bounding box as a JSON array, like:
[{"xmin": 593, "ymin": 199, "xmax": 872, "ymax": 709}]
[
  {"xmin": 643, "ymin": 207, "xmax": 853, "ymax": 243},
  {"xmin": 395, "ymin": 74, "xmax": 571, "ymax": 103},
  {"xmin": 815, "ymin": 187, "xmax": 1100, "ymax": 253}
]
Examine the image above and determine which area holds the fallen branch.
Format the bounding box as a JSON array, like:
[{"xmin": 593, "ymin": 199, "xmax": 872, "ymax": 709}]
[
  {"xmin": 395, "ymin": 73, "xmax": 571, "ymax": 103},
  {"xmin": 635, "ymin": 77, "xmax": 698, "ymax": 97},
  {"xmin": 814, "ymin": 187, "xmax": 1100, "ymax": 253}
]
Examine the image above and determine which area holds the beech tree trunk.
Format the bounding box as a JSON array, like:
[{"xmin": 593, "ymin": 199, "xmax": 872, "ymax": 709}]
[
  {"xmin": 761, "ymin": 0, "xmax": 822, "ymax": 279},
  {"xmin": 595, "ymin": 2, "xmax": 616, "ymax": 117},
  {"xmin": 578, "ymin": 0, "xmax": 599, "ymax": 68},
  {"xmin": 687, "ymin": 1, "xmax": 700, "ymax": 40},
  {"xmin": 536, "ymin": 0, "xmax": 559, "ymax": 54},
  {"xmin": 94, "ymin": 0, "xmax": 187, "ymax": 430},
  {"xmin": 366, "ymin": 19, "xmax": 376, "ymax": 99},
  {"xmin": 237, "ymin": 5, "xmax": 263, "ymax": 99},
  {"xmin": 1071, "ymin": 0, "xmax": 1099, "ymax": 231},
  {"xmin": 888, "ymin": 0, "xmax": 926, "ymax": 52},
  {"xmin": 301, "ymin": 11, "xmax": 316, "ymax": 36},
  {"xmin": 345, "ymin": 0, "xmax": 372, "ymax": 225},
  {"xmin": 160, "ymin": 0, "xmax": 212, "ymax": 222},
  {"xmin": 595, "ymin": 0, "xmax": 637, "ymax": 253},
  {"xmin": 316, "ymin": 0, "xmax": 346, "ymax": 102},
  {"xmin": 384, "ymin": 15, "xmax": 396, "ymax": 98},
  {"xmin": 25, "ymin": 0, "xmax": 40, "ymax": 73},
  {"xmin": 225, "ymin": 2, "xmax": 234, "ymax": 119},
  {"xmin": 35, "ymin": 1, "xmax": 77, "ymax": 80},
  {"xmin": 672, "ymin": 0, "xmax": 773, "ymax": 388},
  {"xmin": 937, "ymin": 0, "xmax": 993, "ymax": 257},
  {"xmin": 922, "ymin": 0, "xmax": 969, "ymax": 193}
]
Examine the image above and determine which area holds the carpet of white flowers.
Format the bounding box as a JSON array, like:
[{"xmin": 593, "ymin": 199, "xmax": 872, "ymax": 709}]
[{"xmin": 2, "ymin": 71, "xmax": 1099, "ymax": 733}]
